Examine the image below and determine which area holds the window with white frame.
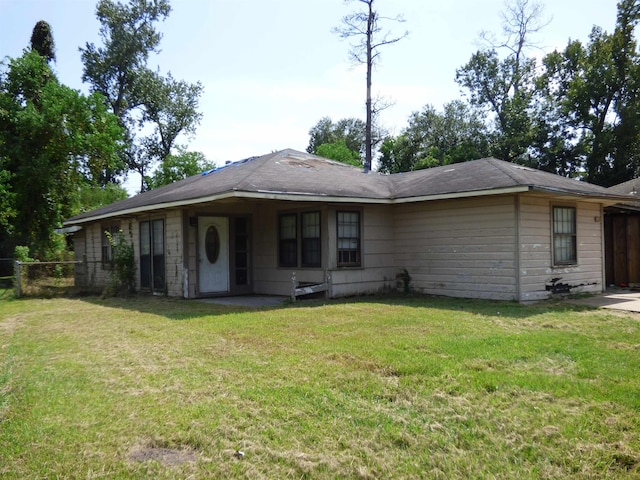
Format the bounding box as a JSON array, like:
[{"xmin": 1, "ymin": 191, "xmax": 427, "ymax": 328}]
[
  {"xmin": 552, "ymin": 206, "xmax": 577, "ymax": 265},
  {"xmin": 337, "ymin": 211, "xmax": 361, "ymax": 267}
]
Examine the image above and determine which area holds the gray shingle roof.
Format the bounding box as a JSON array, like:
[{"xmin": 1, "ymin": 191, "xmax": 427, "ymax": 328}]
[
  {"xmin": 65, "ymin": 149, "xmax": 633, "ymax": 225},
  {"xmin": 390, "ymin": 157, "xmax": 624, "ymax": 199},
  {"xmin": 607, "ymin": 177, "xmax": 640, "ymax": 210}
]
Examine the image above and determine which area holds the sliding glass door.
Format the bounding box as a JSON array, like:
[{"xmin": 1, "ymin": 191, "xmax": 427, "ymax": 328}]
[{"xmin": 140, "ymin": 219, "xmax": 165, "ymax": 293}]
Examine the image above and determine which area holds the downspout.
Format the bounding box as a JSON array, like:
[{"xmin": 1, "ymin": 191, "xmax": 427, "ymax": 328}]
[
  {"xmin": 514, "ymin": 194, "xmax": 521, "ymax": 302},
  {"xmin": 599, "ymin": 203, "xmax": 606, "ymax": 293},
  {"xmin": 182, "ymin": 209, "xmax": 190, "ymax": 298}
]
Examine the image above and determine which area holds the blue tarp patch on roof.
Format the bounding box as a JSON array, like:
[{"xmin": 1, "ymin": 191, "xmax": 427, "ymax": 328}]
[{"xmin": 202, "ymin": 156, "xmax": 259, "ymax": 176}]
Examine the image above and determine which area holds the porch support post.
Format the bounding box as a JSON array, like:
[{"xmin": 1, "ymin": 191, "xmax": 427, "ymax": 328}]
[
  {"xmin": 14, "ymin": 261, "xmax": 21, "ymax": 298},
  {"xmin": 325, "ymin": 269, "xmax": 332, "ymax": 299},
  {"xmin": 291, "ymin": 271, "xmax": 297, "ymax": 302}
]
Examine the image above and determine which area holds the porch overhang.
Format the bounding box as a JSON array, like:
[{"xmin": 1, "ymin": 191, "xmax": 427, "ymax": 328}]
[{"xmin": 63, "ymin": 184, "xmax": 632, "ymax": 227}]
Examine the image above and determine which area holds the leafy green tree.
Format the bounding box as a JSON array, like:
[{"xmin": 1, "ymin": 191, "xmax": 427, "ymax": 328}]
[
  {"xmin": 456, "ymin": 51, "xmax": 537, "ymax": 163},
  {"xmin": 307, "ymin": 117, "xmax": 367, "ymax": 160},
  {"xmin": 456, "ymin": 0, "xmax": 545, "ymax": 162},
  {"xmin": 74, "ymin": 91, "xmax": 126, "ymax": 184},
  {"xmin": 316, "ymin": 141, "xmax": 362, "ymax": 166},
  {"xmin": 30, "ymin": 20, "xmax": 56, "ymax": 63},
  {"xmin": 72, "ymin": 183, "xmax": 128, "ymax": 215},
  {"xmin": 527, "ymin": 91, "xmax": 587, "ymax": 177},
  {"xmin": 379, "ymin": 101, "xmax": 490, "ymax": 173},
  {"xmin": 0, "ymin": 50, "xmax": 123, "ymax": 258},
  {"xmin": 133, "ymin": 70, "xmax": 203, "ymax": 188},
  {"xmin": 146, "ymin": 149, "xmax": 215, "ymax": 189},
  {"xmin": 0, "ymin": 167, "xmax": 16, "ymax": 242},
  {"xmin": 409, "ymin": 101, "xmax": 490, "ymax": 163},
  {"xmin": 81, "ymin": 0, "xmax": 170, "ymax": 121},
  {"xmin": 536, "ymin": 0, "xmax": 640, "ymax": 185},
  {"xmin": 334, "ymin": 0, "xmax": 407, "ymax": 172},
  {"xmin": 378, "ymin": 134, "xmax": 420, "ymax": 174},
  {"xmin": 81, "ymin": 0, "xmax": 202, "ymax": 190}
]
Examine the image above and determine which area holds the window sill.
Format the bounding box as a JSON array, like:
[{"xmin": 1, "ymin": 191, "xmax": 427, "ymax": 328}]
[{"xmin": 278, "ymin": 266, "xmax": 324, "ymax": 270}]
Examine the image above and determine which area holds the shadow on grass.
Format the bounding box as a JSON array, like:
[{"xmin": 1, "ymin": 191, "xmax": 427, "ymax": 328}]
[{"xmin": 70, "ymin": 291, "xmax": 599, "ymax": 322}]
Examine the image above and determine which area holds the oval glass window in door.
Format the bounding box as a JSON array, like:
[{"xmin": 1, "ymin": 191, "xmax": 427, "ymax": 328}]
[{"xmin": 204, "ymin": 225, "xmax": 220, "ymax": 263}]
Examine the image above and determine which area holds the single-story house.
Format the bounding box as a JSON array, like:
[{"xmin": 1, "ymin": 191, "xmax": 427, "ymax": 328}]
[
  {"xmin": 63, "ymin": 149, "xmax": 633, "ymax": 302},
  {"xmin": 604, "ymin": 178, "xmax": 640, "ymax": 287}
]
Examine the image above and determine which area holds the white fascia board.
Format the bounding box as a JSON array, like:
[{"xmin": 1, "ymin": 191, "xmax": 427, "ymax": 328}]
[
  {"xmin": 63, "ymin": 190, "xmax": 389, "ymax": 225},
  {"xmin": 63, "ymin": 191, "xmax": 238, "ymax": 225},
  {"xmin": 244, "ymin": 187, "xmax": 537, "ymax": 204},
  {"xmin": 64, "ymin": 185, "xmax": 622, "ymax": 226},
  {"xmin": 62, "ymin": 187, "xmax": 529, "ymax": 225},
  {"xmin": 390, "ymin": 186, "xmax": 531, "ymax": 204},
  {"xmin": 240, "ymin": 190, "xmax": 388, "ymax": 204},
  {"xmin": 531, "ymin": 186, "xmax": 635, "ymax": 203},
  {"xmin": 54, "ymin": 225, "xmax": 83, "ymax": 234},
  {"xmin": 393, "ymin": 186, "xmax": 632, "ymax": 205}
]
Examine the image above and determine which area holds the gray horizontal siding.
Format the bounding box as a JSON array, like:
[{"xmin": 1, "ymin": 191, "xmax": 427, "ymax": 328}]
[
  {"xmin": 394, "ymin": 196, "xmax": 518, "ymax": 301},
  {"xmin": 518, "ymin": 197, "xmax": 604, "ymax": 302}
]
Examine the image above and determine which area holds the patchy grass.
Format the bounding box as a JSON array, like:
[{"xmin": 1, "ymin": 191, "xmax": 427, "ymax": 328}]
[{"xmin": 0, "ymin": 293, "xmax": 639, "ymax": 479}]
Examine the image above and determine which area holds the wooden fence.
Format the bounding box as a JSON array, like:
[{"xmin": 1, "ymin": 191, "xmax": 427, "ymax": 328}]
[{"xmin": 290, "ymin": 271, "xmax": 332, "ymax": 301}]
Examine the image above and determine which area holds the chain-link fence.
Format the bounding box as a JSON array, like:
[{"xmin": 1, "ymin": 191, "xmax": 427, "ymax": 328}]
[
  {"xmin": 0, "ymin": 258, "xmax": 14, "ymax": 300},
  {"xmin": 13, "ymin": 260, "xmax": 104, "ymax": 298},
  {"xmin": 0, "ymin": 258, "xmax": 13, "ymax": 286}
]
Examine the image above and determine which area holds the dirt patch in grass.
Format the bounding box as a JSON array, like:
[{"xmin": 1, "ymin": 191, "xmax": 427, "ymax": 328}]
[
  {"xmin": 608, "ymin": 342, "xmax": 640, "ymax": 350},
  {"xmin": 128, "ymin": 445, "xmax": 198, "ymax": 465},
  {"xmin": 612, "ymin": 451, "xmax": 639, "ymax": 472}
]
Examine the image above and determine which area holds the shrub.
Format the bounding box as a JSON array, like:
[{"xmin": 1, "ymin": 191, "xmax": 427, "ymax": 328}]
[
  {"xmin": 103, "ymin": 228, "xmax": 135, "ymax": 296},
  {"xmin": 397, "ymin": 268, "xmax": 412, "ymax": 293},
  {"xmin": 14, "ymin": 245, "xmax": 35, "ymax": 263}
]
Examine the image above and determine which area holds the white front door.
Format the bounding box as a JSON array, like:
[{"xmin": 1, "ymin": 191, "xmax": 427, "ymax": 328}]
[{"xmin": 198, "ymin": 216, "xmax": 229, "ymax": 293}]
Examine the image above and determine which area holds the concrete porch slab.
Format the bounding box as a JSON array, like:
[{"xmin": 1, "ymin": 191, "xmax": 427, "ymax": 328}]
[
  {"xmin": 197, "ymin": 291, "xmax": 640, "ymax": 312},
  {"xmin": 567, "ymin": 290, "xmax": 640, "ymax": 313},
  {"xmin": 198, "ymin": 295, "xmax": 288, "ymax": 308}
]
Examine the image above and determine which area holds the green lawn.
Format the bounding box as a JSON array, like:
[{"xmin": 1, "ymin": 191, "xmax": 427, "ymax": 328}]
[{"xmin": 1, "ymin": 291, "xmax": 639, "ymax": 479}]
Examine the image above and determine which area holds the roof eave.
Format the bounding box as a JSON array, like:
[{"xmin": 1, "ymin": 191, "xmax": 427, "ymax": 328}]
[
  {"xmin": 391, "ymin": 186, "xmax": 532, "ymax": 204},
  {"xmin": 530, "ymin": 186, "xmax": 636, "ymax": 203},
  {"xmin": 64, "ymin": 191, "xmax": 238, "ymax": 225},
  {"xmin": 64, "ymin": 184, "xmax": 632, "ymax": 226},
  {"xmin": 63, "ymin": 190, "xmax": 391, "ymax": 225}
]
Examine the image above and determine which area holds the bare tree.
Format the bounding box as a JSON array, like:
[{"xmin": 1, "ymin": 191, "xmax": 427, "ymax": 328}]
[
  {"xmin": 334, "ymin": 0, "xmax": 407, "ymax": 172},
  {"xmin": 456, "ymin": 0, "xmax": 549, "ymax": 162},
  {"xmin": 479, "ymin": 0, "xmax": 551, "ymax": 89}
]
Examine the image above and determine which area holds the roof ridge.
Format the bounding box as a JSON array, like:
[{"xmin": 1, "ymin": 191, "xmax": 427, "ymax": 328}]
[
  {"xmin": 233, "ymin": 150, "xmax": 282, "ymax": 190},
  {"xmin": 201, "ymin": 155, "xmax": 259, "ymax": 176},
  {"xmin": 289, "ymin": 149, "xmax": 364, "ymax": 170},
  {"xmin": 483, "ymin": 158, "xmax": 525, "ymax": 186}
]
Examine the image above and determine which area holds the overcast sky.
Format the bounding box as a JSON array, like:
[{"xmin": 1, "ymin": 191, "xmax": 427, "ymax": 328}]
[{"xmin": 0, "ymin": 0, "xmax": 623, "ymax": 189}]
